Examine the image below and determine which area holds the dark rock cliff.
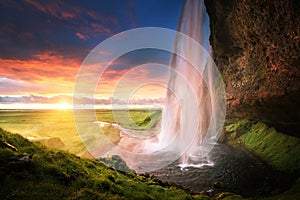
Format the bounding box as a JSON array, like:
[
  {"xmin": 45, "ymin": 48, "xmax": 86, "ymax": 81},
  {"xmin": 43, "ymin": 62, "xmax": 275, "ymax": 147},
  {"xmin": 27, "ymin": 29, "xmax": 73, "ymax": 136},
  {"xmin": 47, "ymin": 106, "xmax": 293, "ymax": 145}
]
[{"xmin": 204, "ymin": 0, "xmax": 300, "ymax": 135}]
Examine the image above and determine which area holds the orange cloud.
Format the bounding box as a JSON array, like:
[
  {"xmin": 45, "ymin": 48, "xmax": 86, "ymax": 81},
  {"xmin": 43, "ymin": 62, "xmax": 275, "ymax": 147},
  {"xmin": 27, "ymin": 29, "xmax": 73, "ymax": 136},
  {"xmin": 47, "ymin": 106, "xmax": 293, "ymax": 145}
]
[
  {"xmin": 91, "ymin": 23, "xmax": 112, "ymax": 34},
  {"xmin": 24, "ymin": 0, "xmax": 77, "ymax": 19},
  {"xmin": 24, "ymin": 0, "xmax": 116, "ymax": 38},
  {"xmin": 1, "ymin": 52, "xmax": 78, "ymax": 81},
  {"xmin": 94, "ymin": 65, "xmax": 168, "ymax": 99},
  {"xmin": 76, "ymin": 32, "xmax": 88, "ymax": 40},
  {"xmin": 0, "ymin": 52, "xmax": 81, "ymax": 95},
  {"xmin": 0, "ymin": 52, "xmax": 169, "ymax": 99}
]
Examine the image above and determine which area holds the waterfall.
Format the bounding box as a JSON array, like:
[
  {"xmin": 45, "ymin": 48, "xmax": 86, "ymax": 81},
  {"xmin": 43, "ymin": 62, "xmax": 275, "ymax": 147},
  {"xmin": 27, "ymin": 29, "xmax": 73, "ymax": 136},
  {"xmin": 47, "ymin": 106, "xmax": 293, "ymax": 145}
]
[
  {"xmin": 160, "ymin": 0, "xmax": 225, "ymax": 167},
  {"xmin": 73, "ymin": 0, "xmax": 225, "ymax": 173}
]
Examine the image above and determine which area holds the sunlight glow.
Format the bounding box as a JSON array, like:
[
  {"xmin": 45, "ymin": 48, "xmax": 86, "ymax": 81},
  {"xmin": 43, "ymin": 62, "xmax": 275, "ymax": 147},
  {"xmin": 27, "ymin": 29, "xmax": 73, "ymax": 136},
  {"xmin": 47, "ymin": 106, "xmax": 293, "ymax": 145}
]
[
  {"xmin": 56, "ymin": 101, "xmax": 72, "ymax": 110},
  {"xmin": 0, "ymin": 103, "xmax": 73, "ymax": 110},
  {"xmin": 0, "ymin": 103, "xmax": 164, "ymax": 110}
]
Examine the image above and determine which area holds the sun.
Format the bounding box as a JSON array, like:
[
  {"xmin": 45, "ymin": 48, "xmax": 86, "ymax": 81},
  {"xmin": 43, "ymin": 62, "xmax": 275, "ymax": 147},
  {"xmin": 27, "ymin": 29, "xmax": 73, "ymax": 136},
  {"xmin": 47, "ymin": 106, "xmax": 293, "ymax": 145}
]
[{"xmin": 56, "ymin": 101, "xmax": 72, "ymax": 110}]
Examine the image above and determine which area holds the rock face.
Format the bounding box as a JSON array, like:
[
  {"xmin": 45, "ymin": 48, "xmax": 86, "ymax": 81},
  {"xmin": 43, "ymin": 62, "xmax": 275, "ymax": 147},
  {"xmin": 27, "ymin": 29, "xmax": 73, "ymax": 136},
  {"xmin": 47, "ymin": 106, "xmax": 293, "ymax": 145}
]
[{"xmin": 204, "ymin": 0, "xmax": 300, "ymax": 135}]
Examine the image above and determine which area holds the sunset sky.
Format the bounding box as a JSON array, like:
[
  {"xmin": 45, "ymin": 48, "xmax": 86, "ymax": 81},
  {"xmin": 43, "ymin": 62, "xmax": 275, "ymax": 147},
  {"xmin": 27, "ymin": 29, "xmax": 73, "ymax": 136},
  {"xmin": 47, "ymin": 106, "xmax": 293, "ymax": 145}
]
[{"xmin": 0, "ymin": 0, "xmax": 182, "ymax": 108}]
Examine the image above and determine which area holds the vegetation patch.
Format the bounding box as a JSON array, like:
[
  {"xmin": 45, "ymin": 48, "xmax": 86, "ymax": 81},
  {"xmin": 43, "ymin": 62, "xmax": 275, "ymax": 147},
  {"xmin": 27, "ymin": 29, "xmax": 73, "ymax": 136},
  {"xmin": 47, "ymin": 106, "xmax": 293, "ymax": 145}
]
[
  {"xmin": 99, "ymin": 155, "xmax": 135, "ymax": 173},
  {"xmin": 0, "ymin": 128, "xmax": 206, "ymax": 200},
  {"xmin": 225, "ymin": 121, "xmax": 300, "ymax": 172},
  {"xmin": 0, "ymin": 109, "xmax": 162, "ymax": 157},
  {"xmin": 119, "ymin": 110, "xmax": 162, "ymax": 131}
]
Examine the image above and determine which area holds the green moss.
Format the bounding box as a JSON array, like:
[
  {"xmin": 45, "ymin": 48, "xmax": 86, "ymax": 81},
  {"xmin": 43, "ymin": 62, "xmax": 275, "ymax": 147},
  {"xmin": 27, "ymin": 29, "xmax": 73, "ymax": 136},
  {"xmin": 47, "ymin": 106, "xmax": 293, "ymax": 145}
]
[
  {"xmin": 224, "ymin": 120, "xmax": 300, "ymax": 172},
  {"xmin": 237, "ymin": 122, "xmax": 300, "ymax": 172},
  {"xmin": 221, "ymin": 119, "xmax": 252, "ymax": 143},
  {"xmin": 225, "ymin": 119, "xmax": 250, "ymax": 140},
  {"xmin": 71, "ymin": 188, "xmax": 106, "ymax": 200},
  {"xmin": 192, "ymin": 195, "xmax": 213, "ymax": 200},
  {"xmin": 215, "ymin": 192, "xmax": 246, "ymax": 200},
  {"xmin": 0, "ymin": 128, "xmax": 202, "ymax": 199}
]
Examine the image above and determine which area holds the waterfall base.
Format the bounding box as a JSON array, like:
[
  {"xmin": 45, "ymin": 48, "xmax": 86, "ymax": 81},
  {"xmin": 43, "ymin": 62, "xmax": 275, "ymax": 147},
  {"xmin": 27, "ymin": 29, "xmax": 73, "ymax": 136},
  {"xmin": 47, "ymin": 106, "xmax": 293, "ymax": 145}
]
[{"xmin": 151, "ymin": 143, "xmax": 295, "ymax": 198}]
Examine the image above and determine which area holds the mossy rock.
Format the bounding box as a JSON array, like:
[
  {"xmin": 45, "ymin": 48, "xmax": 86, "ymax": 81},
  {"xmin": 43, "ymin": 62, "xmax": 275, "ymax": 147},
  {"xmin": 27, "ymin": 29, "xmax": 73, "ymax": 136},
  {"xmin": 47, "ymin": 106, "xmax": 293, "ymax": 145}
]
[
  {"xmin": 99, "ymin": 154, "xmax": 135, "ymax": 173},
  {"xmin": 220, "ymin": 119, "xmax": 252, "ymax": 143},
  {"xmin": 238, "ymin": 122, "xmax": 300, "ymax": 172},
  {"xmin": 224, "ymin": 120, "xmax": 300, "ymax": 172},
  {"xmin": 215, "ymin": 192, "xmax": 245, "ymax": 200}
]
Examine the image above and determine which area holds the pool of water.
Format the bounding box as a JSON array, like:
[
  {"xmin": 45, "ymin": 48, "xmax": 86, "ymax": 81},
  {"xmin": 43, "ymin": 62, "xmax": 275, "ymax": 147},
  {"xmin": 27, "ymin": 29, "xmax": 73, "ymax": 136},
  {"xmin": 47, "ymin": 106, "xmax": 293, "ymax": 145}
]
[{"xmin": 150, "ymin": 144, "xmax": 295, "ymax": 198}]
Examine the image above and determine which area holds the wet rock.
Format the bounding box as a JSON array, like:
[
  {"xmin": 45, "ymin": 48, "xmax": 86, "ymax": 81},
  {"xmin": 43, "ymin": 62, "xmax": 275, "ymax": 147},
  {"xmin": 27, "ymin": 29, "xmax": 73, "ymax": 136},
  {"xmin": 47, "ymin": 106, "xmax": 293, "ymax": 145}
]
[
  {"xmin": 1, "ymin": 141, "xmax": 18, "ymax": 151},
  {"xmin": 140, "ymin": 173, "xmax": 150, "ymax": 178},
  {"xmin": 5, "ymin": 153, "xmax": 34, "ymax": 176},
  {"xmin": 9, "ymin": 153, "xmax": 33, "ymax": 163},
  {"xmin": 213, "ymin": 181, "xmax": 225, "ymax": 188},
  {"xmin": 204, "ymin": 189, "xmax": 214, "ymax": 197}
]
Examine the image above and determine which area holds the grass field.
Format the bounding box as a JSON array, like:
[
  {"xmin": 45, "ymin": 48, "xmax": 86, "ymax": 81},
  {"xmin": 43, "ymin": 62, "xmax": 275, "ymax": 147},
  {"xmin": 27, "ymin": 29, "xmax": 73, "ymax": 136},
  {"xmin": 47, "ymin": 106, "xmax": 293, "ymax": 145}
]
[{"xmin": 0, "ymin": 109, "xmax": 161, "ymax": 157}]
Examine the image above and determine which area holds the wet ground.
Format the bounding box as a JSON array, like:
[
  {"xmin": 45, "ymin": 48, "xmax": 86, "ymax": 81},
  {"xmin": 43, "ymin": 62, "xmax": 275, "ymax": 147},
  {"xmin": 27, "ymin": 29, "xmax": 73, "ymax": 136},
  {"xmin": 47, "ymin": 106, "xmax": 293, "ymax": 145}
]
[{"xmin": 150, "ymin": 144, "xmax": 296, "ymax": 198}]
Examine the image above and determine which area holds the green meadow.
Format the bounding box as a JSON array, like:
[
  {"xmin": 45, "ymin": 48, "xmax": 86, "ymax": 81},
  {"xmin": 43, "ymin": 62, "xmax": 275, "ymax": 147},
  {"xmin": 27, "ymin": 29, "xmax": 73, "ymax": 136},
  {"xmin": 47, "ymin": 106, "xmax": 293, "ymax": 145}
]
[{"xmin": 0, "ymin": 109, "xmax": 162, "ymax": 157}]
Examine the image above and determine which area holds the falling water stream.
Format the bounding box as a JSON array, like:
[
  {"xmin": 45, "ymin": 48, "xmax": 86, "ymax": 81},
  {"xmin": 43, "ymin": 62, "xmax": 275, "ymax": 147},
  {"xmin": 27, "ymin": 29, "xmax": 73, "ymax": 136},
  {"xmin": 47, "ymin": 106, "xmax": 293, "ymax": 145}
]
[
  {"xmin": 160, "ymin": 0, "xmax": 222, "ymax": 167},
  {"xmin": 95, "ymin": 0, "xmax": 226, "ymax": 172}
]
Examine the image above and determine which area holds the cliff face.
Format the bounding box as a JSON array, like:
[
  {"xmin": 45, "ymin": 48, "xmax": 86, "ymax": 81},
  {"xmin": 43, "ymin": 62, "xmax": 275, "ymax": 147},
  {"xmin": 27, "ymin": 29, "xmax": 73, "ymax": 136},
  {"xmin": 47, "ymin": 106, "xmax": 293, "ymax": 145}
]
[{"xmin": 204, "ymin": 0, "xmax": 300, "ymax": 135}]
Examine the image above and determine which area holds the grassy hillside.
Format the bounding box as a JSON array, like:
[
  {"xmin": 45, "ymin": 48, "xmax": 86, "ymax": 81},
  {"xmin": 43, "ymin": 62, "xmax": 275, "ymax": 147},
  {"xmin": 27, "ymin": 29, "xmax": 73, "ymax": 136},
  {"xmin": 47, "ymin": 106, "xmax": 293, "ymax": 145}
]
[{"xmin": 0, "ymin": 128, "xmax": 209, "ymax": 200}]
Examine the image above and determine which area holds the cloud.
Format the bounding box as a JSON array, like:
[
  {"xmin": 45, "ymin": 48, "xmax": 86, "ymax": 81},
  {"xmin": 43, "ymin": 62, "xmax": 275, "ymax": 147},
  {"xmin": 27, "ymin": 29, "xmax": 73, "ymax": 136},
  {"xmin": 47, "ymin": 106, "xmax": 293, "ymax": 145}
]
[
  {"xmin": 24, "ymin": 0, "xmax": 116, "ymax": 37},
  {"xmin": 0, "ymin": 94, "xmax": 165, "ymax": 105},
  {"xmin": 0, "ymin": 52, "xmax": 79, "ymax": 82},
  {"xmin": 76, "ymin": 32, "xmax": 88, "ymax": 40},
  {"xmin": 91, "ymin": 23, "xmax": 112, "ymax": 34},
  {"xmin": 0, "ymin": 76, "xmax": 72, "ymax": 96},
  {"xmin": 0, "ymin": 77, "xmax": 35, "ymax": 93},
  {"xmin": 24, "ymin": 0, "xmax": 77, "ymax": 20},
  {"xmin": 0, "ymin": 0, "xmax": 179, "ymax": 100},
  {"xmin": 0, "ymin": 0, "xmax": 123, "ymax": 61},
  {"xmin": 97, "ymin": 49, "xmax": 170, "ymax": 84},
  {"xmin": 0, "ymin": 94, "xmax": 72, "ymax": 104},
  {"xmin": 0, "ymin": 52, "xmax": 81, "ymax": 96}
]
